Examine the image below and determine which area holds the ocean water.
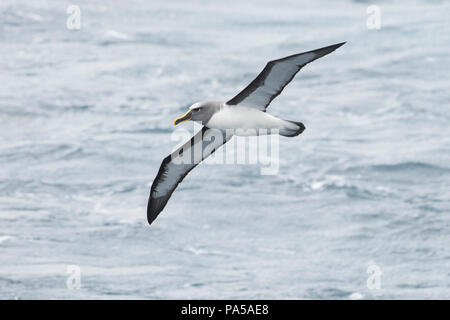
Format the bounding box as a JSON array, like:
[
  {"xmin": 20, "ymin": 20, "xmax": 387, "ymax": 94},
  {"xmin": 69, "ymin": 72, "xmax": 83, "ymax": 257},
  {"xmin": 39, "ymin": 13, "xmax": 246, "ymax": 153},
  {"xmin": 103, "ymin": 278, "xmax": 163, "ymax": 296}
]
[{"xmin": 1, "ymin": 0, "xmax": 449, "ymax": 299}]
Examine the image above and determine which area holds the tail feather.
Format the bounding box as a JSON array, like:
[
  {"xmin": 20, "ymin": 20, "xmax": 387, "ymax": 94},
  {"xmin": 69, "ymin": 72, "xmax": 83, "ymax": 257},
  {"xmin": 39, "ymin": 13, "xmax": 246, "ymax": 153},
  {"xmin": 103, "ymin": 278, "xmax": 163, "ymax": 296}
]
[{"xmin": 279, "ymin": 120, "xmax": 305, "ymax": 137}]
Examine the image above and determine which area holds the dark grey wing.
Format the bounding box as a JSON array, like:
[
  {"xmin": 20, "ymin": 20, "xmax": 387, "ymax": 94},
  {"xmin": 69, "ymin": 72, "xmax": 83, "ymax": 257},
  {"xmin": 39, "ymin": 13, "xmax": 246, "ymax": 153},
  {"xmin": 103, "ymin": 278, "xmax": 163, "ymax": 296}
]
[
  {"xmin": 147, "ymin": 126, "xmax": 231, "ymax": 225},
  {"xmin": 227, "ymin": 42, "xmax": 345, "ymax": 111}
]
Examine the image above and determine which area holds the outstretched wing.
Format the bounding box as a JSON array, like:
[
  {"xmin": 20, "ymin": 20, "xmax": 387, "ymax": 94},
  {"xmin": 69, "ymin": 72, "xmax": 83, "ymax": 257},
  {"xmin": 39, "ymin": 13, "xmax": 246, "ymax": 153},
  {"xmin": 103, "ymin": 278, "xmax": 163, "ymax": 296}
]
[
  {"xmin": 227, "ymin": 42, "xmax": 345, "ymax": 111},
  {"xmin": 147, "ymin": 126, "xmax": 231, "ymax": 225}
]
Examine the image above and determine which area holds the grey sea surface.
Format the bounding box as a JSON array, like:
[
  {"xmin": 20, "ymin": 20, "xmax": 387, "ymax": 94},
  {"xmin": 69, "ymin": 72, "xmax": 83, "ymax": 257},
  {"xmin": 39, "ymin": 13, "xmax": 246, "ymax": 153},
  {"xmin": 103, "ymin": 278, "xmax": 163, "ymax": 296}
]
[{"xmin": 0, "ymin": 0, "xmax": 449, "ymax": 299}]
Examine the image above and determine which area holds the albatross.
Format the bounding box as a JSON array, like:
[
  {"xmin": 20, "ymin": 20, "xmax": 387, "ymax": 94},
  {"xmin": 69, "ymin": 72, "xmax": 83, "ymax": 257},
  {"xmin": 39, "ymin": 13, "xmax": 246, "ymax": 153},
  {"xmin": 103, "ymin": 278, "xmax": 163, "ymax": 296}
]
[{"xmin": 147, "ymin": 42, "xmax": 345, "ymax": 225}]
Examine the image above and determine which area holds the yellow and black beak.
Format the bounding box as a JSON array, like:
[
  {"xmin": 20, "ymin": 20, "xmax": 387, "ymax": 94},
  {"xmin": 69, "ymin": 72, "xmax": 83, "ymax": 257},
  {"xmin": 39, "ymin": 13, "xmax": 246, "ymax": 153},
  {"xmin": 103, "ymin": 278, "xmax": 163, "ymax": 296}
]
[{"xmin": 173, "ymin": 109, "xmax": 192, "ymax": 126}]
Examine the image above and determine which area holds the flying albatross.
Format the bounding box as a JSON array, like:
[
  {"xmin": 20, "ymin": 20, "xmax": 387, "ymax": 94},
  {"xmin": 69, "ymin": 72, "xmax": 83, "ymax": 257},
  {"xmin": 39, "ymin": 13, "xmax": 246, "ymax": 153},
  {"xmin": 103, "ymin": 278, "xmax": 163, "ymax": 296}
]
[{"xmin": 147, "ymin": 42, "xmax": 345, "ymax": 225}]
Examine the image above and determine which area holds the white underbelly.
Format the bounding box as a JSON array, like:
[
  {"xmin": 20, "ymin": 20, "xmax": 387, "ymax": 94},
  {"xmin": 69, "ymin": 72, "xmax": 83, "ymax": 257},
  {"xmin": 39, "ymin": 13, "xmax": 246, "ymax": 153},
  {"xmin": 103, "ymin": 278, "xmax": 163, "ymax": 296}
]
[{"xmin": 206, "ymin": 106, "xmax": 292, "ymax": 136}]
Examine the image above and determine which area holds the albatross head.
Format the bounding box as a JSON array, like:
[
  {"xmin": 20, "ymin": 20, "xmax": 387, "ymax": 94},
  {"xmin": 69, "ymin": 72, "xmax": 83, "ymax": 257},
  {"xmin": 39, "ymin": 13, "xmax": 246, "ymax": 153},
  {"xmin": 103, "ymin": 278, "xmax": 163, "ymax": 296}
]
[{"xmin": 173, "ymin": 101, "xmax": 220, "ymax": 126}]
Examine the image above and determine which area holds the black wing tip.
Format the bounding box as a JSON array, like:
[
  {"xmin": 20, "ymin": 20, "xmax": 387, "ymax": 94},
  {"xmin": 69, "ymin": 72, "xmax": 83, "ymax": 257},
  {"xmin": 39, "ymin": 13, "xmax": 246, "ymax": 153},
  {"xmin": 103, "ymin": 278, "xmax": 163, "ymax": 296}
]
[
  {"xmin": 146, "ymin": 200, "xmax": 158, "ymax": 225},
  {"xmin": 147, "ymin": 209, "xmax": 158, "ymax": 225},
  {"xmin": 273, "ymin": 41, "xmax": 346, "ymax": 64},
  {"xmin": 315, "ymin": 41, "xmax": 346, "ymax": 55},
  {"xmin": 147, "ymin": 196, "xmax": 165, "ymax": 226},
  {"xmin": 298, "ymin": 41, "xmax": 346, "ymax": 63},
  {"xmin": 334, "ymin": 41, "xmax": 347, "ymax": 46},
  {"xmin": 329, "ymin": 41, "xmax": 346, "ymax": 50}
]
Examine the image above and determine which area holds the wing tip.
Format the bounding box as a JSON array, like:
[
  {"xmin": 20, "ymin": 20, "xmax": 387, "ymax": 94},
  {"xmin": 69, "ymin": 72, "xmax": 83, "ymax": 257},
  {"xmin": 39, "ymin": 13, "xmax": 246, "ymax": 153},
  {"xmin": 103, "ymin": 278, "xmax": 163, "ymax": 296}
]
[
  {"xmin": 332, "ymin": 41, "xmax": 346, "ymax": 49},
  {"xmin": 147, "ymin": 196, "xmax": 164, "ymax": 226},
  {"xmin": 302, "ymin": 41, "xmax": 346, "ymax": 62},
  {"xmin": 147, "ymin": 186, "xmax": 171, "ymax": 226},
  {"xmin": 318, "ymin": 41, "xmax": 346, "ymax": 54}
]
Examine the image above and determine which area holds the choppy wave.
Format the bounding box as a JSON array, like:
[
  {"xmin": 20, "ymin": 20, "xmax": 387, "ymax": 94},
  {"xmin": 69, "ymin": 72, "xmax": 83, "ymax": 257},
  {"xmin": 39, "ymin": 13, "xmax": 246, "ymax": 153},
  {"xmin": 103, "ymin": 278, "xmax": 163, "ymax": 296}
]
[{"xmin": 0, "ymin": 0, "xmax": 449, "ymax": 299}]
